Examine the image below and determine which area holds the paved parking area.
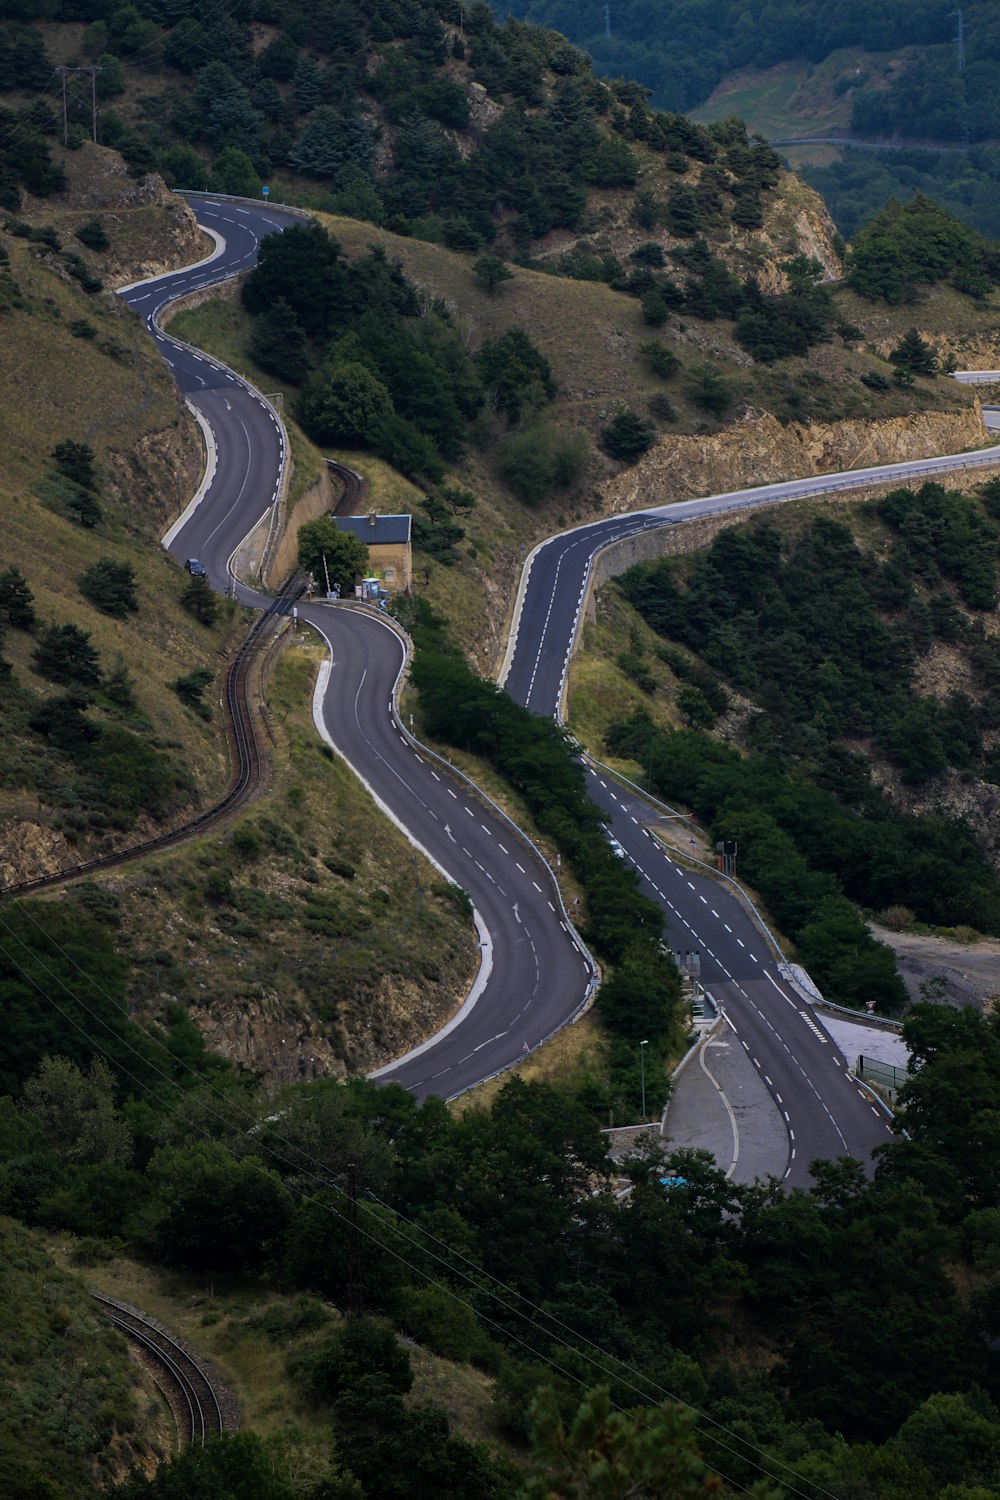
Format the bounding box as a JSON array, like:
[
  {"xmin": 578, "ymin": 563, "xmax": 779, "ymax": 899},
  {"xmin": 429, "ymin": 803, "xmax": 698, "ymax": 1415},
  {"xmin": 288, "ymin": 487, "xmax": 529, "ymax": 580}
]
[{"xmin": 663, "ymin": 1027, "xmax": 789, "ymax": 1184}]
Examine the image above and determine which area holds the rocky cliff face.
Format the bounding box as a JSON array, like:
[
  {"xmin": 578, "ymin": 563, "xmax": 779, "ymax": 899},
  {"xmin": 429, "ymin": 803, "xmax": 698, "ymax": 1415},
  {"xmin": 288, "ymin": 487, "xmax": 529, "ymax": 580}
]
[
  {"xmin": 603, "ymin": 403, "xmax": 990, "ymax": 512},
  {"xmin": 22, "ymin": 144, "xmax": 206, "ymax": 288},
  {"xmin": 534, "ymin": 165, "xmax": 841, "ymax": 294}
]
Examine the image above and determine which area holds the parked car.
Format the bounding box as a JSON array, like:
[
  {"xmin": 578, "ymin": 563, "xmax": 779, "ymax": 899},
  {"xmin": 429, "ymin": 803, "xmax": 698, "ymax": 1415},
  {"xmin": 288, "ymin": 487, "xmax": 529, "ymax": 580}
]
[
  {"xmin": 609, "ymin": 838, "xmax": 626, "ymax": 860},
  {"xmin": 185, "ymin": 558, "xmax": 207, "ymax": 576}
]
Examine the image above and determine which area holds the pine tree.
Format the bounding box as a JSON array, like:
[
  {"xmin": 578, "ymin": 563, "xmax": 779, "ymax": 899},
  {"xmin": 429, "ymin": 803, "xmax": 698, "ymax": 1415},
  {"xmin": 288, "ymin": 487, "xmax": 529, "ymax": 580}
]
[
  {"xmin": 180, "ymin": 571, "xmax": 219, "ymax": 625},
  {"xmin": 79, "ymin": 558, "xmax": 139, "ymax": 618},
  {"xmin": 600, "ymin": 405, "xmax": 657, "ymax": 463},
  {"xmin": 248, "ymin": 297, "xmax": 311, "ymax": 384},
  {"xmin": 0, "ymin": 566, "xmax": 35, "ymax": 629},
  {"xmin": 889, "ymin": 326, "xmax": 938, "ymax": 376}
]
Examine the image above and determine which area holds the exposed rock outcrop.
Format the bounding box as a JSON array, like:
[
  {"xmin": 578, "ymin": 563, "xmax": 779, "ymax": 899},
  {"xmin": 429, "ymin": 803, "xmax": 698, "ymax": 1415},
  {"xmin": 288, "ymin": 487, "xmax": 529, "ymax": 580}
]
[
  {"xmin": 605, "ymin": 404, "xmax": 990, "ymax": 512},
  {"xmin": 0, "ymin": 821, "xmax": 75, "ymax": 889}
]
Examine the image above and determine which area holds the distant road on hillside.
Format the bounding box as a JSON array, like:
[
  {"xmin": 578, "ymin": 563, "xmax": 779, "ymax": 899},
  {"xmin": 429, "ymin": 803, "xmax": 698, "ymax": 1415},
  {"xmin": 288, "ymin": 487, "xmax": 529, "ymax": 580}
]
[{"xmin": 772, "ymin": 133, "xmax": 990, "ymax": 153}]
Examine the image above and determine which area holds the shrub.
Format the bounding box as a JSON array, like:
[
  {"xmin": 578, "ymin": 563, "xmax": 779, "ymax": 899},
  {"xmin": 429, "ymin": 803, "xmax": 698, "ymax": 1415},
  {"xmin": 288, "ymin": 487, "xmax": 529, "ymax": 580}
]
[
  {"xmin": 180, "ymin": 572, "xmax": 218, "ymax": 625},
  {"xmin": 880, "ymin": 905, "xmax": 916, "ymax": 931},
  {"xmin": 79, "ymin": 558, "xmax": 138, "ymax": 618},
  {"xmin": 32, "ymin": 623, "xmax": 101, "ymax": 688},
  {"xmin": 600, "ymin": 405, "xmax": 656, "ymax": 463},
  {"xmin": 74, "ymin": 218, "xmax": 109, "ymax": 251},
  {"xmin": 172, "ymin": 668, "xmax": 213, "ymax": 719},
  {"xmin": 648, "ymin": 393, "xmax": 677, "ymax": 422},
  {"xmin": 498, "ymin": 423, "xmax": 587, "ymax": 504},
  {"xmin": 687, "ymin": 365, "xmax": 734, "ymax": 416},
  {"xmin": 640, "ymin": 340, "xmax": 681, "ymax": 378},
  {"xmin": 889, "ymin": 327, "xmax": 938, "ymax": 376},
  {"xmin": 0, "ymin": 566, "xmax": 35, "ymax": 629}
]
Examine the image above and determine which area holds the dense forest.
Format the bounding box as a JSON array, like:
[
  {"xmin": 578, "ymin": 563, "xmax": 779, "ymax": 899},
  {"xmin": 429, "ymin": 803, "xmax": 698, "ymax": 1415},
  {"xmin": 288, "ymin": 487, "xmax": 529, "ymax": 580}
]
[
  {"xmin": 802, "ymin": 144, "xmax": 1000, "ymax": 242},
  {"xmin": 497, "ymin": 0, "xmax": 1000, "ymax": 141},
  {"xmin": 614, "ymin": 491, "xmax": 1000, "ymax": 978},
  {"xmin": 3, "ymin": 874, "xmax": 1000, "ymax": 1497},
  {"xmin": 0, "ymin": 0, "xmax": 787, "ymax": 261}
]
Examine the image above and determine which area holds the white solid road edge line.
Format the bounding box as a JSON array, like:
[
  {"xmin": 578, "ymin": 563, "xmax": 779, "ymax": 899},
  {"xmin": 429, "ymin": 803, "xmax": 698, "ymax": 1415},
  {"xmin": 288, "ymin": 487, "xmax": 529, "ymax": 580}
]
[
  {"xmin": 308, "ymin": 645, "xmax": 495, "ymax": 1082},
  {"xmin": 116, "ymin": 227, "xmax": 226, "ymax": 294},
  {"xmin": 697, "ymin": 1030, "xmax": 740, "ymax": 1180},
  {"xmin": 162, "ymin": 402, "xmax": 218, "ymax": 548}
]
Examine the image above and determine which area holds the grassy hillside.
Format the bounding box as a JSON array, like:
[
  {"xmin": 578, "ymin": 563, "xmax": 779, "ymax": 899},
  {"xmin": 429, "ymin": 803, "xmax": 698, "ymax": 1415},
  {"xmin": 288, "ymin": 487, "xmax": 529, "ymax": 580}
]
[
  {"xmin": 689, "ymin": 49, "xmax": 909, "ymax": 158},
  {"xmin": 97, "ymin": 643, "xmax": 478, "ymax": 1084},
  {"xmin": 0, "ymin": 174, "xmax": 249, "ymax": 880},
  {"xmin": 170, "ymin": 208, "xmax": 980, "ymax": 672},
  {"xmin": 47, "ymin": 1238, "xmax": 510, "ymax": 1455},
  {"xmin": 0, "ymin": 1218, "xmax": 153, "ymax": 1492}
]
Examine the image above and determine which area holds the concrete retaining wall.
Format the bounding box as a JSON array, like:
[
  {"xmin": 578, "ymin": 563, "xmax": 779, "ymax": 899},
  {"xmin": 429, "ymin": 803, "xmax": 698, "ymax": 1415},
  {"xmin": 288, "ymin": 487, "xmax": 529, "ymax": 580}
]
[{"xmin": 263, "ymin": 466, "xmax": 335, "ymax": 589}]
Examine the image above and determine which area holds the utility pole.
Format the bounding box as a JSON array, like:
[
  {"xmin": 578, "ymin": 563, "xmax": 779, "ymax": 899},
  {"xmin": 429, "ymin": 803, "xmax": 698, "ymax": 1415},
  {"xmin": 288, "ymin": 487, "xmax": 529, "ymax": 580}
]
[
  {"xmin": 57, "ymin": 66, "xmax": 69, "ymax": 147},
  {"xmin": 603, "ymin": 3, "xmax": 611, "ymax": 38},
  {"xmin": 639, "ymin": 1038, "xmax": 648, "ymax": 1121},
  {"xmin": 56, "ymin": 65, "xmax": 101, "ymax": 145},
  {"xmin": 950, "ymin": 9, "xmax": 965, "ymax": 71}
]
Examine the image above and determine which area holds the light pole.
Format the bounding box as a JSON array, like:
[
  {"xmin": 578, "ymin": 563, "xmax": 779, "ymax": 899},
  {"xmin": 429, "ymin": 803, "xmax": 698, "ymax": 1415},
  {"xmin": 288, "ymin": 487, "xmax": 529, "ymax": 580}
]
[{"xmin": 639, "ymin": 1039, "xmax": 649, "ymax": 1121}]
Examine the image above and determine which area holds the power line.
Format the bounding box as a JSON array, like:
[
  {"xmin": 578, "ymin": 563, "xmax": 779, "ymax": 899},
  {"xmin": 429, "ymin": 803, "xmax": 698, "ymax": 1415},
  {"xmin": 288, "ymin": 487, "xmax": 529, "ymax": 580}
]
[{"xmin": 0, "ymin": 898, "xmax": 837, "ymax": 1500}]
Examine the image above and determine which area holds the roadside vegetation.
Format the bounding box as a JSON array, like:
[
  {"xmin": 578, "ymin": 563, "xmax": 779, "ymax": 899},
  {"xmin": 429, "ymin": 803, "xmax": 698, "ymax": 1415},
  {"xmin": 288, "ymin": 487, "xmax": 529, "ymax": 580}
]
[
  {"xmin": 2, "ymin": 977, "xmax": 1000, "ymax": 1495},
  {"xmin": 6, "ymin": 5, "xmax": 1000, "ymax": 1496},
  {"xmin": 560, "ymin": 482, "xmax": 1000, "ymax": 1015}
]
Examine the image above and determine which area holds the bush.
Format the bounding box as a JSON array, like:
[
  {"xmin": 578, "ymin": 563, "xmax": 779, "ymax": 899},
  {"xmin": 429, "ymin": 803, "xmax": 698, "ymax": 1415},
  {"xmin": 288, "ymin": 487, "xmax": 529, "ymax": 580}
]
[
  {"xmin": 498, "ymin": 423, "xmax": 587, "ymax": 505},
  {"xmin": 32, "ymin": 623, "xmax": 101, "ymax": 688},
  {"xmin": 171, "ymin": 668, "xmax": 213, "ymax": 719},
  {"xmin": 648, "ymin": 394, "xmax": 677, "ymax": 422},
  {"xmin": 600, "ymin": 405, "xmax": 656, "ymax": 463},
  {"xmin": 640, "ymin": 340, "xmax": 681, "ymax": 379},
  {"xmin": 889, "ymin": 327, "xmax": 938, "ymax": 376},
  {"xmin": 687, "ymin": 365, "xmax": 733, "ymax": 416},
  {"xmin": 0, "ymin": 566, "xmax": 35, "ymax": 629},
  {"xmin": 74, "ymin": 218, "xmax": 108, "ymax": 251},
  {"xmin": 180, "ymin": 572, "xmax": 218, "ymax": 625},
  {"xmin": 78, "ymin": 558, "xmax": 138, "ymax": 618}
]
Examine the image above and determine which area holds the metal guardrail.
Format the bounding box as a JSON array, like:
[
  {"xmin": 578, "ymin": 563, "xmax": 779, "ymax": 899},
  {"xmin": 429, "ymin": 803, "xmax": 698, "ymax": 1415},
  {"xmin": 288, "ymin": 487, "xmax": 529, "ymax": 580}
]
[
  {"xmin": 856, "ymin": 1054, "xmax": 909, "ymax": 1093},
  {"xmin": 147, "ymin": 306, "xmax": 289, "ymax": 586},
  {"xmin": 581, "ymin": 749, "xmax": 907, "ymax": 1031}
]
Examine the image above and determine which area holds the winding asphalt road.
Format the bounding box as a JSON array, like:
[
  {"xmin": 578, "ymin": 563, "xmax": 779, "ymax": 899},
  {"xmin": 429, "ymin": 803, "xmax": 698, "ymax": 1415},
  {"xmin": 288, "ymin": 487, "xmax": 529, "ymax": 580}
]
[
  {"xmin": 119, "ymin": 195, "xmax": 297, "ymax": 594},
  {"xmin": 124, "ymin": 194, "xmax": 1000, "ymax": 1178},
  {"xmin": 120, "ymin": 196, "xmax": 594, "ymax": 1102},
  {"xmin": 499, "ymin": 406, "xmax": 1000, "ymax": 1180}
]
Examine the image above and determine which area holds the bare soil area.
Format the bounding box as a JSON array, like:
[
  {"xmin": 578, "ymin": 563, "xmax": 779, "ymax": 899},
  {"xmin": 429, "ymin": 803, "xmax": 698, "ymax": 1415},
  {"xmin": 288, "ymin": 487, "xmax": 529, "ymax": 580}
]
[{"xmin": 870, "ymin": 925, "xmax": 1000, "ymax": 1011}]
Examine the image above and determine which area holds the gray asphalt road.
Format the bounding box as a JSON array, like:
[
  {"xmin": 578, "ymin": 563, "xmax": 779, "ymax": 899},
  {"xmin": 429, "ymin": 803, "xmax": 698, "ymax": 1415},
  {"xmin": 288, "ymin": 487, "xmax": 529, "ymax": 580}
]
[
  {"xmin": 120, "ymin": 197, "xmax": 596, "ymax": 1101},
  {"xmin": 119, "ymin": 195, "xmax": 300, "ymax": 593},
  {"xmin": 496, "ymin": 421, "xmax": 1000, "ymax": 1178},
  {"xmin": 125, "ymin": 194, "xmax": 978, "ymax": 1168},
  {"xmin": 300, "ymin": 602, "xmax": 594, "ymax": 1098},
  {"xmin": 581, "ymin": 766, "xmax": 895, "ymax": 1183}
]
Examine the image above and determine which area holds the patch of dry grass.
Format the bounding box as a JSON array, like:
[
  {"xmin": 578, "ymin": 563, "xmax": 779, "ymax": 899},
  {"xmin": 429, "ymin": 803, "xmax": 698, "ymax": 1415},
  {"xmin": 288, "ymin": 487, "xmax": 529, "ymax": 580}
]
[
  {"xmin": 0, "ymin": 235, "xmax": 251, "ymax": 844},
  {"xmin": 79, "ymin": 642, "xmax": 478, "ymax": 1085},
  {"xmin": 451, "ymin": 1009, "xmax": 607, "ymax": 1115}
]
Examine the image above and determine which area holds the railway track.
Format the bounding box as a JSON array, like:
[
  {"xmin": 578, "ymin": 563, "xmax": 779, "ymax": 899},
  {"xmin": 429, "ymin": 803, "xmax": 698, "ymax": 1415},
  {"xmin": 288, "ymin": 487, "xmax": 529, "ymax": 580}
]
[
  {"xmin": 328, "ymin": 457, "xmax": 365, "ymax": 516},
  {"xmin": 91, "ymin": 1293, "xmax": 233, "ymax": 1446},
  {"xmin": 0, "ymin": 589, "xmax": 302, "ymax": 901}
]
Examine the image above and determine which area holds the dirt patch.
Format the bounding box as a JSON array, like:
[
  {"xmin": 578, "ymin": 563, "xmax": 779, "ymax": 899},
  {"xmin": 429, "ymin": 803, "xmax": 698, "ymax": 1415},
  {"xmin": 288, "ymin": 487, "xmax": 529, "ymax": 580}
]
[{"xmin": 871, "ymin": 924, "xmax": 1000, "ymax": 1011}]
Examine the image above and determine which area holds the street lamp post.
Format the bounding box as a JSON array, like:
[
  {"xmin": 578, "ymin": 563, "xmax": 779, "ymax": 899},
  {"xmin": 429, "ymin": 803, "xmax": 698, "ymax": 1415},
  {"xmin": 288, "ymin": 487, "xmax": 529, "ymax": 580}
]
[{"xmin": 639, "ymin": 1039, "xmax": 649, "ymax": 1122}]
